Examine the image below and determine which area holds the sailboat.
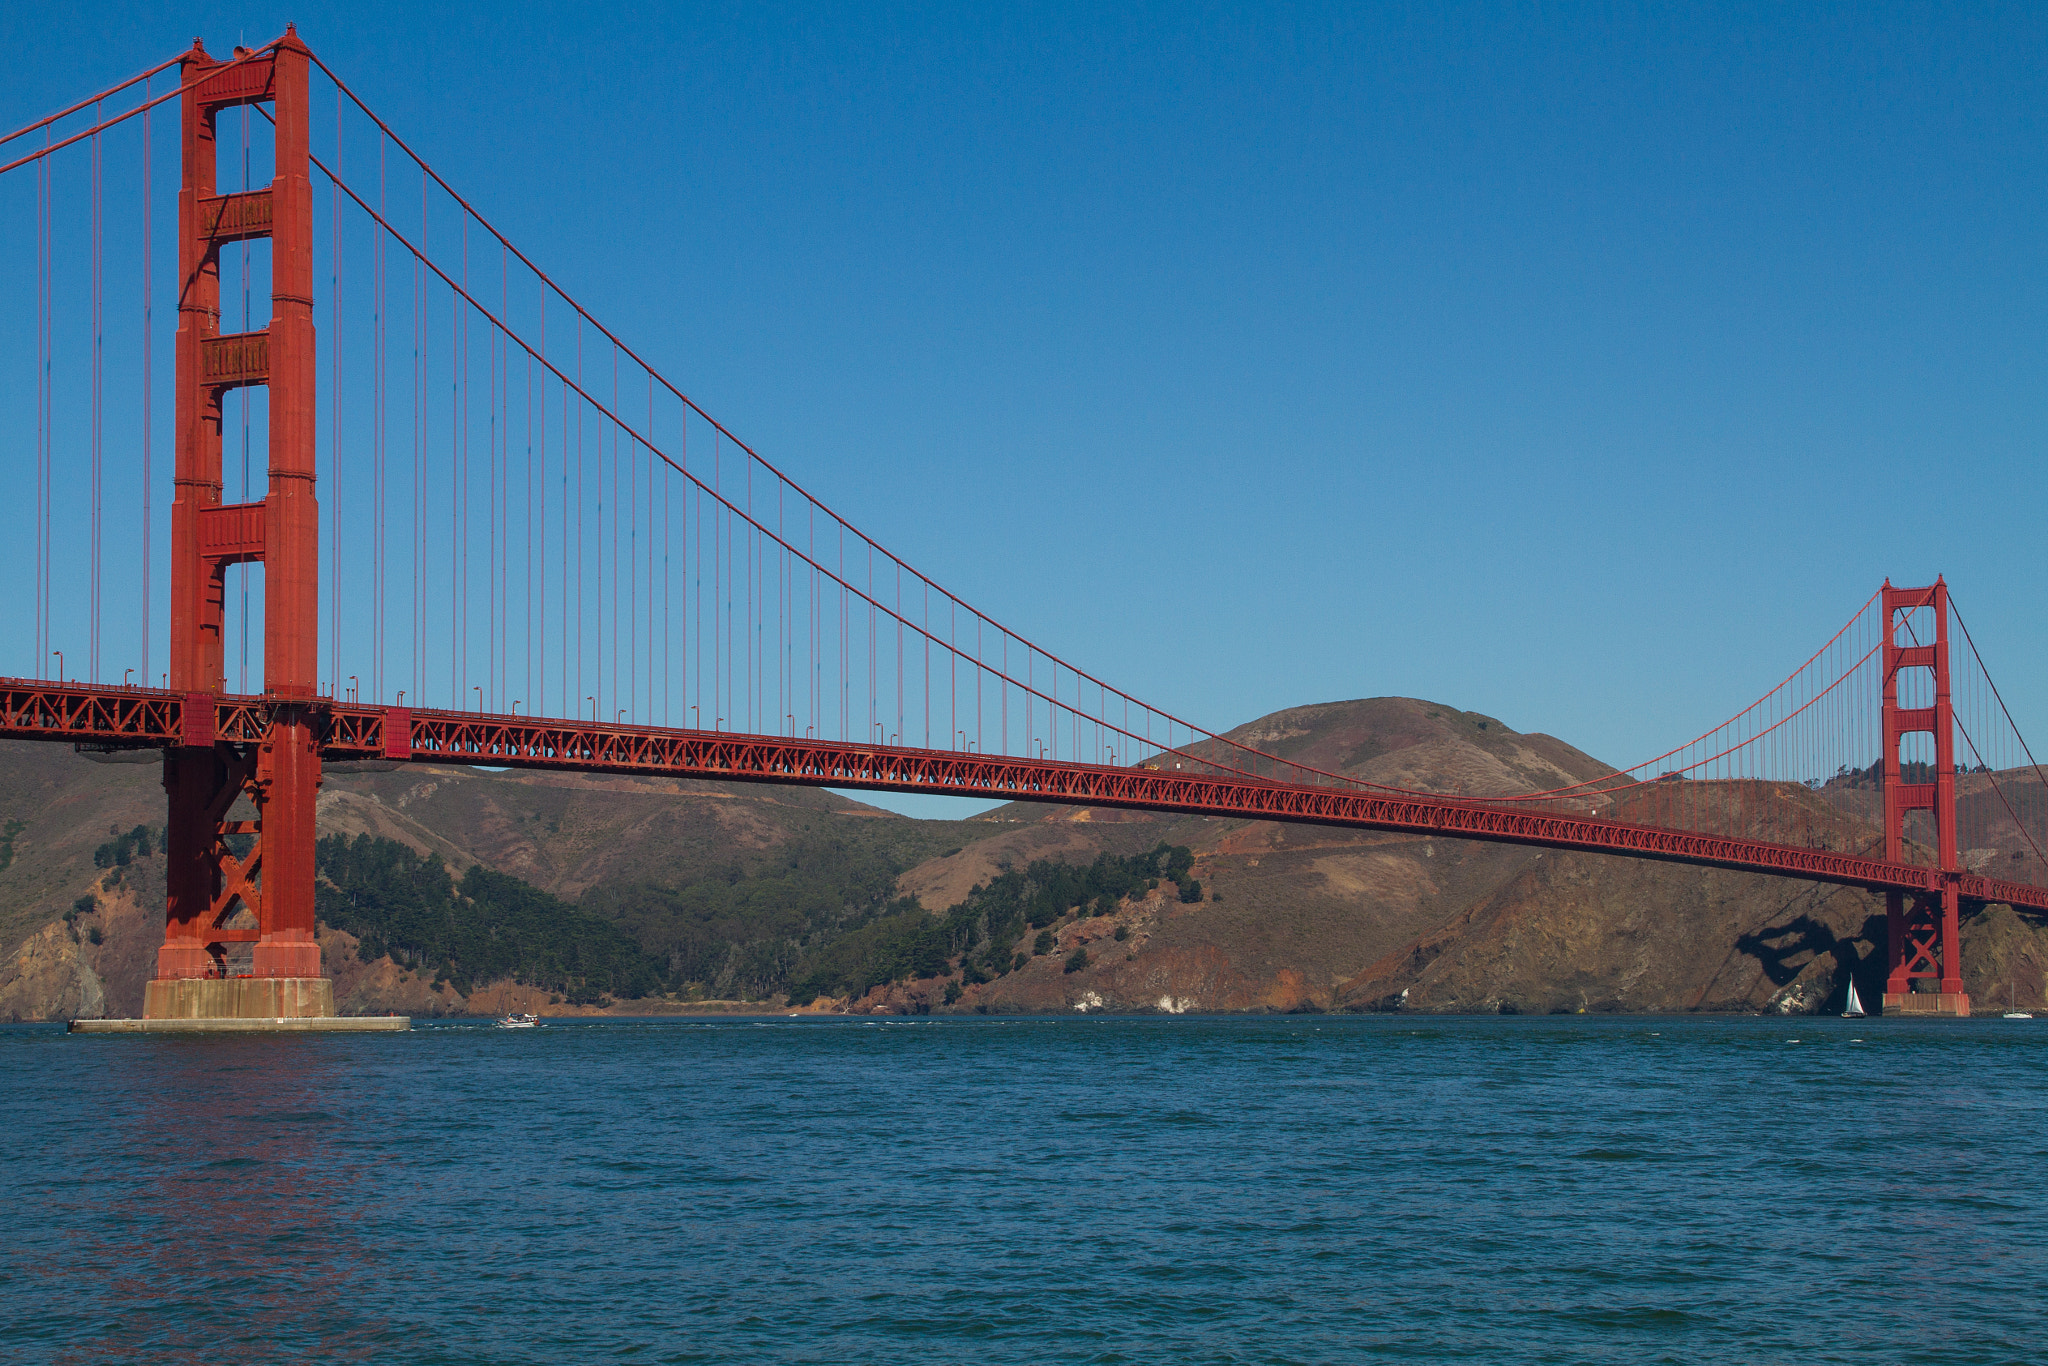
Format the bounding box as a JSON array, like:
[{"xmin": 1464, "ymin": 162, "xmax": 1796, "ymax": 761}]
[
  {"xmin": 1842, "ymin": 979, "xmax": 1866, "ymax": 1019},
  {"xmin": 2004, "ymin": 970, "xmax": 2033, "ymax": 1020}
]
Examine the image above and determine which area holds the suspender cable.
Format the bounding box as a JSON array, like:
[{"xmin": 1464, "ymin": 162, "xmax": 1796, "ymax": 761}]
[
  {"xmin": 452, "ymin": 253, "xmax": 461, "ymax": 706},
  {"xmin": 374, "ymin": 132, "xmax": 387, "ymax": 701},
  {"xmin": 485, "ymin": 257, "xmax": 497, "ymax": 706},
  {"xmin": 36, "ymin": 128, "xmax": 49, "ymax": 676},
  {"xmin": 331, "ymin": 92, "xmax": 343, "ymax": 695},
  {"xmin": 141, "ymin": 81, "xmax": 152, "ymax": 688},
  {"xmin": 0, "ymin": 51, "xmax": 182, "ymax": 150},
  {"xmin": 238, "ymin": 104, "xmax": 250, "ymax": 694},
  {"xmin": 90, "ymin": 101, "xmax": 103, "ymax": 681},
  {"xmin": 539, "ymin": 290, "xmax": 548, "ymax": 715},
  {"xmin": 576, "ymin": 319, "xmax": 584, "ymax": 716},
  {"xmin": 526, "ymin": 270, "xmax": 534, "ymax": 714}
]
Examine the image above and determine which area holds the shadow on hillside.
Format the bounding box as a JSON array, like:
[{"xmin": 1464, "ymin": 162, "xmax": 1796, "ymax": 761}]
[{"xmin": 1734, "ymin": 910, "xmax": 1887, "ymax": 1010}]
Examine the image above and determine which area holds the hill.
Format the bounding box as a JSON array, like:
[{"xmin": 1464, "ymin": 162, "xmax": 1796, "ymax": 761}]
[
  {"xmin": 3, "ymin": 696, "xmax": 2045, "ymax": 1019},
  {"xmin": 0, "ymin": 745, "xmax": 1007, "ymax": 1018}
]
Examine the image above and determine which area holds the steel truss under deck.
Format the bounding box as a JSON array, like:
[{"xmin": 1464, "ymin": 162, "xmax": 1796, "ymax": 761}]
[{"xmin": 8, "ymin": 677, "xmax": 2043, "ymax": 916}]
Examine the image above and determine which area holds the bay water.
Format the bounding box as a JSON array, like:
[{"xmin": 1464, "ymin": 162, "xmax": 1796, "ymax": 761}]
[{"xmin": 5, "ymin": 1014, "xmax": 2045, "ymax": 1363}]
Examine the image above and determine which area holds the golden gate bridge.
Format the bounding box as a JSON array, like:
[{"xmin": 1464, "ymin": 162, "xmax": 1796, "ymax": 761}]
[{"xmin": 4, "ymin": 30, "xmax": 2045, "ymax": 1023}]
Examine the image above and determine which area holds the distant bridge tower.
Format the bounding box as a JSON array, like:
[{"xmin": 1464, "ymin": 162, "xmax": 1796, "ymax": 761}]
[
  {"xmin": 1880, "ymin": 579, "xmax": 1969, "ymax": 1017},
  {"xmin": 152, "ymin": 30, "xmax": 329, "ymax": 1018}
]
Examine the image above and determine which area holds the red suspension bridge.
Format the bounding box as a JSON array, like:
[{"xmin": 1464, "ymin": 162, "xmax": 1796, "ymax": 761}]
[{"xmin": 4, "ymin": 31, "xmax": 2045, "ymax": 1020}]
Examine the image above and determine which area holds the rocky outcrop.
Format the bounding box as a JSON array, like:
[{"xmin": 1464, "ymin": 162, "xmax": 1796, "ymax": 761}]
[
  {"xmin": 0, "ymin": 919, "xmax": 103, "ymax": 1022},
  {"xmin": 0, "ymin": 856, "xmax": 163, "ymax": 1022}
]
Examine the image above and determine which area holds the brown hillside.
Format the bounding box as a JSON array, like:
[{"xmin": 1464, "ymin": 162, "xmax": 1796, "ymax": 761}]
[
  {"xmin": 319, "ymin": 762, "xmax": 953, "ymax": 900},
  {"xmin": 1198, "ymin": 696, "xmax": 1617, "ymax": 795},
  {"xmin": 897, "ymin": 702, "xmax": 2048, "ymax": 1016},
  {"xmin": 6, "ymin": 695, "xmax": 2047, "ymax": 1020},
  {"xmin": 0, "ymin": 742, "xmax": 1005, "ymax": 1019}
]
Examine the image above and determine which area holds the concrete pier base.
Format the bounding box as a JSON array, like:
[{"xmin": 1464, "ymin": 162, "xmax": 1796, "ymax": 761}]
[
  {"xmin": 71, "ymin": 1014, "xmax": 410, "ymax": 1033},
  {"xmin": 67, "ymin": 977, "xmax": 409, "ymax": 1032},
  {"xmin": 1883, "ymin": 991, "xmax": 1972, "ymax": 1018},
  {"xmin": 144, "ymin": 976, "xmax": 337, "ymax": 1020}
]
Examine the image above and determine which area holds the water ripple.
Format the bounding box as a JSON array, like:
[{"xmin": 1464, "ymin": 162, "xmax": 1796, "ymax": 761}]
[{"xmin": 5, "ymin": 1014, "xmax": 2046, "ymax": 1362}]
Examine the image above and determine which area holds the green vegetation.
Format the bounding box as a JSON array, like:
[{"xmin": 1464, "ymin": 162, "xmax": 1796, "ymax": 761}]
[
  {"xmin": 93, "ymin": 825, "xmax": 153, "ymax": 869},
  {"xmin": 1824, "ymin": 759, "xmax": 1995, "ymax": 791},
  {"xmin": 577, "ymin": 833, "xmax": 1199, "ymax": 1006},
  {"xmin": 930, "ymin": 842, "xmax": 1192, "ymax": 989},
  {"xmin": 778, "ymin": 841, "xmax": 1188, "ymax": 1002},
  {"xmin": 781, "ymin": 896, "xmax": 977, "ymax": 1004},
  {"xmin": 315, "ymin": 834, "xmax": 665, "ymax": 1002},
  {"xmin": 312, "ymin": 831, "xmax": 1197, "ymax": 1008},
  {"xmin": 1064, "ymin": 947, "xmax": 1089, "ymax": 974},
  {"xmin": 0, "ymin": 818, "xmax": 24, "ymax": 873},
  {"xmin": 582, "ymin": 830, "xmax": 919, "ymax": 1000}
]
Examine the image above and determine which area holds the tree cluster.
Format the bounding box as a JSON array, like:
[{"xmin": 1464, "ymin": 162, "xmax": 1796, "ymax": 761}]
[
  {"xmin": 313, "ymin": 832, "xmax": 1199, "ymax": 1009},
  {"xmin": 315, "ymin": 833, "xmax": 666, "ymax": 1002},
  {"xmin": 935, "ymin": 842, "xmax": 1195, "ymax": 992},
  {"xmin": 580, "ymin": 830, "xmax": 916, "ymax": 1000},
  {"xmin": 93, "ymin": 825, "xmax": 154, "ymax": 869}
]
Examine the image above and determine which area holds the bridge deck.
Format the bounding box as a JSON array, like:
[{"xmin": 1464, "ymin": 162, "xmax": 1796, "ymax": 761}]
[{"xmin": 6, "ymin": 678, "xmax": 2044, "ymax": 914}]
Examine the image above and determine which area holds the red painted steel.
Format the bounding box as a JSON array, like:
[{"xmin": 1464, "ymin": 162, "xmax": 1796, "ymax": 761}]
[
  {"xmin": 160, "ymin": 30, "xmax": 322, "ymax": 984},
  {"xmin": 16, "ymin": 35, "xmax": 2045, "ymax": 1013},
  {"xmin": 195, "ymin": 187, "xmax": 272, "ymax": 243},
  {"xmin": 8, "ymin": 678, "xmax": 2045, "ymax": 916},
  {"xmin": 1880, "ymin": 579, "xmax": 1968, "ymax": 1011}
]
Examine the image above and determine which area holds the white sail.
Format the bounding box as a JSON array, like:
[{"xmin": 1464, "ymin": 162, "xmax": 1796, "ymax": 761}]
[{"xmin": 1842, "ymin": 980, "xmax": 1865, "ymax": 1018}]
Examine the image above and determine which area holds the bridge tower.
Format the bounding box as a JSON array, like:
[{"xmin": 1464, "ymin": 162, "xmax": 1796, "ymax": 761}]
[
  {"xmin": 1879, "ymin": 579, "xmax": 1969, "ymax": 1017},
  {"xmin": 148, "ymin": 30, "xmax": 330, "ymax": 1019}
]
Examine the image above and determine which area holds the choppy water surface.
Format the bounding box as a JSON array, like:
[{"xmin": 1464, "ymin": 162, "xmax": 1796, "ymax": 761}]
[{"xmin": 5, "ymin": 1014, "xmax": 2046, "ymax": 1363}]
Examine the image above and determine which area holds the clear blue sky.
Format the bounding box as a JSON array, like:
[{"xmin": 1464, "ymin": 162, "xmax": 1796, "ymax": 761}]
[{"xmin": 6, "ymin": 2, "xmax": 2045, "ymax": 818}]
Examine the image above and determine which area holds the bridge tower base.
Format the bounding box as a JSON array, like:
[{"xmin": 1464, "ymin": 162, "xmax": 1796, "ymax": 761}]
[
  {"xmin": 143, "ymin": 976, "xmax": 335, "ymax": 1020},
  {"xmin": 1882, "ymin": 993, "xmax": 1972, "ymax": 1017}
]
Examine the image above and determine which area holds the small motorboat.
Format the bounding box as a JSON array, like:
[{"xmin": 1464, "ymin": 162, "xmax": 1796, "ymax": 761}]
[
  {"xmin": 1841, "ymin": 980, "xmax": 1866, "ymax": 1019},
  {"xmin": 496, "ymin": 1012, "xmax": 541, "ymax": 1029}
]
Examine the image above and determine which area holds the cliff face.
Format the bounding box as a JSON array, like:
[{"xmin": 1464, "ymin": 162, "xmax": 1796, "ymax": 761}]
[{"xmin": 0, "ymin": 850, "xmax": 164, "ymax": 1022}]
